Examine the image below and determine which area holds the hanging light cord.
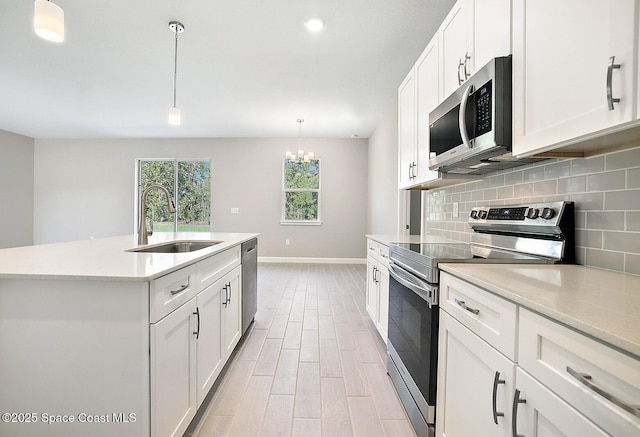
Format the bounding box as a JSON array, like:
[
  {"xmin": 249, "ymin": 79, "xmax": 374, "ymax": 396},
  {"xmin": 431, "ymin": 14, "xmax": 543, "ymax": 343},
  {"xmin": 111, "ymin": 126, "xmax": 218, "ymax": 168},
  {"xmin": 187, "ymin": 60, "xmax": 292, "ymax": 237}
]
[
  {"xmin": 298, "ymin": 119, "xmax": 303, "ymax": 149},
  {"xmin": 172, "ymin": 29, "xmax": 179, "ymax": 108}
]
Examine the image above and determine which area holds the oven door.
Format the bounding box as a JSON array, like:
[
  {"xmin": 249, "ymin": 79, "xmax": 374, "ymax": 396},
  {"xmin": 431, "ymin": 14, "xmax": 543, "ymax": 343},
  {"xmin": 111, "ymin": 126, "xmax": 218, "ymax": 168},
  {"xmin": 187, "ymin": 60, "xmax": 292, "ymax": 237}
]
[{"xmin": 387, "ymin": 262, "xmax": 439, "ymax": 435}]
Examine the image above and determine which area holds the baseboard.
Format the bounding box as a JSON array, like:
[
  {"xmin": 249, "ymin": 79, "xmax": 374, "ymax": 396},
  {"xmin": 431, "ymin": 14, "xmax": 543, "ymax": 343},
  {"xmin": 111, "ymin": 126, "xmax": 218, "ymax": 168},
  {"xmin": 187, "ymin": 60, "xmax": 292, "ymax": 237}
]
[{"xmin": 258, "ymin": 256, "xmax": 366, "ymax": 265}]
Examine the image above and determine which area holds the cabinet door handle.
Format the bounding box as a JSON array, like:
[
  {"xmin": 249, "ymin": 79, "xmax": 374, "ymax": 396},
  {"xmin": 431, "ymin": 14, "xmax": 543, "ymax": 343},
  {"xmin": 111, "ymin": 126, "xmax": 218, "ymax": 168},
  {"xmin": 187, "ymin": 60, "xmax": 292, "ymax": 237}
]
[
  {"xmin": 193, "ymin": 307, "xmax": 200, "ymax": 339},
  {"xmin": 566, "ymin": 366, "xmax": 640, "ymax": 418},
  {"xmin": 226, "ymin": 282, "xmax": 232, "ymax": 305},
  {"xmin": 222, "ymin": 285, "xmax": 228, "ymax": 307},
  {"xmin": 492, "ymin": 371, "xmax": 506, "ymax": 424},
  {"xmin": 512, "ymin": 389, "xmax": 526, "ymax": 437},
  {"xmin": 454, "ymin": 298, "xmax": 480, "ymax": 315},
  {"xmin": 606, "ymin": 56, "xmax": 622, "ymax": 110},
  {"xmin": 457, "ymin": 59, "xmax": 464, "ymax": 85},
  {"xmin": 463, "ymin": 52, "xmax": 471, "ymax": 80},
  {"xmin": 170, "ymin": 283, "xmax": 189, "ymax": 295}
]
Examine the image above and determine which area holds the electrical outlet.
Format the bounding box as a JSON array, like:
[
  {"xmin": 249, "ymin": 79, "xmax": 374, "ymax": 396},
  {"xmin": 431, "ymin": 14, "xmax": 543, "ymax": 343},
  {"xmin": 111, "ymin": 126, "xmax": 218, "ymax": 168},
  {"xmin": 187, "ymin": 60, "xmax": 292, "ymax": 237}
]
[
  {"xmin": 285, "ymin": 239, "xmax": 290, "ymax": 246},
  {"xmin": 453, "ymin": 202, "xmax": 459, "ymax": 218},
  {"xmin": 230, "ymin": 207, "xmax": 239, "ymax": 214}
]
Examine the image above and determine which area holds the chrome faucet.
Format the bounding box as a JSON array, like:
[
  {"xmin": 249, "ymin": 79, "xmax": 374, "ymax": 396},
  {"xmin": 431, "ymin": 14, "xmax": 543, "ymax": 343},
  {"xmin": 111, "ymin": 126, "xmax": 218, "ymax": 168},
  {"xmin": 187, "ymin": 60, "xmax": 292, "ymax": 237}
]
[{"xmin": 138, "ymin": 185, "xmax": 176, "ymax": 245}]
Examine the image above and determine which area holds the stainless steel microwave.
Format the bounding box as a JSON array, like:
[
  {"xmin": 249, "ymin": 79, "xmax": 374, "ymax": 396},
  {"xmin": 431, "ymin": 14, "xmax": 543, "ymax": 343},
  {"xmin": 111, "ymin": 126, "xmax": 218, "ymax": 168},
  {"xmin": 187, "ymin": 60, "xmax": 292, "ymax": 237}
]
[{"xmin": 428, "ymin": 56, "xmax": 537, "ymax": 175}]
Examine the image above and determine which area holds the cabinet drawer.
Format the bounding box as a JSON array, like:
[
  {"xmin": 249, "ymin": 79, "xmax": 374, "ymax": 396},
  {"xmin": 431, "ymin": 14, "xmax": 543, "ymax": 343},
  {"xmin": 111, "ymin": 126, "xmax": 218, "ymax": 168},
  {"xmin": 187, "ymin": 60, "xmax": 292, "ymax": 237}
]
[
  {"xmin": 440, "ymin": 272, "xmax": 517, "ymax": 360},
  {"xmin": 378, "ymin": 244, "xmax": 390, "ymax": 268},
  {"xmin": 150, "ymin": 265, "xmax": 197, "ymax": 323},
  {"xmin": 196, "ymin": 246, "xmax": 241, "ymax": 291},
  {"xmin": 367, "ymin": 239, "xmax": 380, "ymax": 258},
  {"xmin": 519, "ymin": 308, "xmax": 640, "ymax": 436}
]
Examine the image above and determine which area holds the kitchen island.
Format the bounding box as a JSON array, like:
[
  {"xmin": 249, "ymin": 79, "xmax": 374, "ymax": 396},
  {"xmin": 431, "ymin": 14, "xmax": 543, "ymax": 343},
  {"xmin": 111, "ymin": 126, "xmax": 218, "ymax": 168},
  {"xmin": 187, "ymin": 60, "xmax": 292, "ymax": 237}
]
[{"xmin": 0, "ymin": 232, "xmax": 259, "ymax": 437}]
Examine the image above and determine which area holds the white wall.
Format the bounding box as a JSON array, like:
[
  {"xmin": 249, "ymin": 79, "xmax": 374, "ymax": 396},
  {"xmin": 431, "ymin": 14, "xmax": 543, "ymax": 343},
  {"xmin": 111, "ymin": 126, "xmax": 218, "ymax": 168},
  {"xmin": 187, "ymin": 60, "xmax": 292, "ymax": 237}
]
[
  {"xmin": 366, "ymin": 103, "xmax": 399, "ymax": 234},
  {"xmin": 0, "ymin": 130, "xmax": 34, "ymax": 248},
  {"xmin": 33, "ymin": 137, "xmax": 368, "ymax": 259}
]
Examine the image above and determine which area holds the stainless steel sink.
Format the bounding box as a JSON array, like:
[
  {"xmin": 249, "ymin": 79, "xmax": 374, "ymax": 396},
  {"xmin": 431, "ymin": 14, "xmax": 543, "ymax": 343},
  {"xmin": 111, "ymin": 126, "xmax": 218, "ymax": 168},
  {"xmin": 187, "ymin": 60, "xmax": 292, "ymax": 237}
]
[{"xmin": 128, "ymin": 240, "xmax": 221, "ymax": 253}]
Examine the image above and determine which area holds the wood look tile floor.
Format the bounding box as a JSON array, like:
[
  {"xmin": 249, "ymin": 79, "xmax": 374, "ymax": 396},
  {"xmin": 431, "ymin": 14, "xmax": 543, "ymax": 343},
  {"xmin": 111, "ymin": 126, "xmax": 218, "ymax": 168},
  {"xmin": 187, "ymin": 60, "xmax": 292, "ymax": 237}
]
[{"xmin": 183, "ymin": 263, "xmax": 416, "ymax": 437}]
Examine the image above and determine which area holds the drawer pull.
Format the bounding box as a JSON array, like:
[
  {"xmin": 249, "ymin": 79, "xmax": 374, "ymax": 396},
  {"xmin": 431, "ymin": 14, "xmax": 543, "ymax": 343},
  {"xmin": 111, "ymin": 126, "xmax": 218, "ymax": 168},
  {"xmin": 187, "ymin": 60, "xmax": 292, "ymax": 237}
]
[
  {"xmin": 566, "ymin": 366, "xmax": 640, "ymax": 418},
  {"xmin": 512, "ymin": 389, "xmax": 526, "ymax": 437},
  {"xmin": 455, "ymin": 298, "xmax": 480, "ymax": 315},
  {"xmin": 492, "ymin": 371, "xmax": 505, "ymax": 424},
  {"xmin": 193, "ymin": 307, "xmax": 200, "ymax": 339},
  {"xmin": 170, "ymin": 283, "xmax": 189, "ymax": 295}
]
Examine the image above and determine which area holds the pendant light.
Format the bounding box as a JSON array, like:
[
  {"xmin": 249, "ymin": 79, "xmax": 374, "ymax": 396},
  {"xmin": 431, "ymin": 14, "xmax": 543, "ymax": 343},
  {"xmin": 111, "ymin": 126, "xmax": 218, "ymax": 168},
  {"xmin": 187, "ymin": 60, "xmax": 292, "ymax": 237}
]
[
  {"xmin": 168, "ymin": 21, "xmax": 184, "ymax": 126},
  {"xmin": 34, "ymin": 0, "xmax": 64, "ymax": 42},
  {"xmin": 285, "ymin": 119, "xmax": 314, "ymax": 163}
]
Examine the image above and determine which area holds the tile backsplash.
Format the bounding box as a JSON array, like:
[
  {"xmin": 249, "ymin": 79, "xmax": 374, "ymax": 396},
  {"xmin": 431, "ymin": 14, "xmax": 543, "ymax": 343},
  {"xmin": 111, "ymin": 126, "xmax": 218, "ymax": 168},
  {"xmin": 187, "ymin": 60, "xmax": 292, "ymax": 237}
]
[{"xmin": 424, "ymin": 146, "xmax": 640, "ymax": 276}]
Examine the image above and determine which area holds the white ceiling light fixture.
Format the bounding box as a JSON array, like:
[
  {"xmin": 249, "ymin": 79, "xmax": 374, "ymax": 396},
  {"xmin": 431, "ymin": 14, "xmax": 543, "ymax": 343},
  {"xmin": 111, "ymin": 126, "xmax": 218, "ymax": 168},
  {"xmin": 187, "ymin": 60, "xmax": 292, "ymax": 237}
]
[
  {"xmin": 34, "ymin": 0, "xmax": 64, "ymax": 42},
  {"xmin": 286, "ymin": 119, "xmax": 314, "ymax": 163},
  {"xmin": 168, "ymin": 21, "xmax": 184, "ymax": 126},
  {"xmin": 304, "ymin": 17, "xmax": 325, "ymax": 33}
]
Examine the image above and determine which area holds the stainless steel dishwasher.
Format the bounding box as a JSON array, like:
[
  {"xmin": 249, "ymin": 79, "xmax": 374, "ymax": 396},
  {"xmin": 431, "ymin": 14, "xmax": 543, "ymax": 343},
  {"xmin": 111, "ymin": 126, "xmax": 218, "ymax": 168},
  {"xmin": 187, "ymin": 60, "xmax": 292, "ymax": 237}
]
[{"xmin": 241, "ymin": 238, "xmax": 258, "ymax": 334}]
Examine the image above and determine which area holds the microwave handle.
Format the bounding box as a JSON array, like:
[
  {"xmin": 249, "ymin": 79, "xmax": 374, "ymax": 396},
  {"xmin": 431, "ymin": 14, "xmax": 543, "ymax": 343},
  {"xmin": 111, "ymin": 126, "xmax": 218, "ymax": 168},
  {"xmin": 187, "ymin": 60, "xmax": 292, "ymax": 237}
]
[{"xmin": 459, "ymin": 83, "xmax": 474, "ymax": 149}]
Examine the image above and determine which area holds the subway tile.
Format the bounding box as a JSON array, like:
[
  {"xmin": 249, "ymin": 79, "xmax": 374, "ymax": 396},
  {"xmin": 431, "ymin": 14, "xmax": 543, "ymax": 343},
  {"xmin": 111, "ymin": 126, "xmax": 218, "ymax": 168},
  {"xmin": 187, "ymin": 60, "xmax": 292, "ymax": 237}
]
[
  {"xmin": 282, "ymin": 321, "xmax": 303, "ymax": 349},
  {"xmin": 627, "ymin": 212, "xmax": 640, "ymax": 231},
  {"xmin": 557, "ymin": 176, "xmax": 586, "ymax": 194},
  {"xmin": 300, "ymin": 330, "xmax": 320, "ymax": 362},
  {"xmin": 628, "ymin": 168, "xmax": 640, "ymax": 188},
  {"xmin": 587, "ymin": 170, "xmax": 625, "ymax": 192},
  {"xmin": 575, "ymin": 211, "xmax": 586, "ymax": 229},
  {"xmin": 625, "ymin": 253, "xmax": 640, "ymax": 275},
  {"xmin": 603, "ymin": 231, "xmax": 640, "ymax": 254},
  {"xmin": 544, "ymin": 160, "xmax": 571, "ymax": 179},
  {"xmin": 334, "ymin": 322, "xmax": 357, "ymax": 350},
  {"xmin": 505, "ymin": 170, "xmax": 523, "ymax": 185},
  {"xmin": 272, "ymin": 349, "xmax": 300, "ymax": 395},
  {"xmin": 513, "ymin": 182, "xmax": 533, "ymax": 198},
  {"xmin": 571, "ymin": 192, "xmax": 604, "ymax": 211},
  {"xmin": 486, "ymin": 174, "xmax": 505, "ymax": 188},
  {"xmin": 586, "ymin": 212, "xmax": 624, "ymax": 230},
  {"xmin": 483, "ymin": 188, "xmax": 497, "ymax": 200},
  {"xmin": 320, "ymin": 339, "xmax": 343, "ymax": 377},
  {"xmin": 303, "ymin": 309, "xmax": 319, "ymax": 330},
  {"xmin": 585, "ymin": 249, "xmax": 625, "ymax": 272},
  {"xmin": 605, "ymin": 190, "xmax": 640, "ymax": 210},
  {"xmin": 533, "ymin": 180, "xmax": 557, "ymax": 196},
  {"xmin": 605, "ymin": 146, "xmax": 640, "ymax": 170},
  {"xmin": 571, "ymin": 155, "xmax": 605, "ymax": 175},
  {"xmin": 576, "ymin": 229, "xmax": 602, "ymax": 249},
  {"xmin": 496, "ymin": 186, "xmax": 514, "ymax": 200},
  {"xmin": 319, "ymin": 315, "xmax": 336, "ymax": 340},
  {"xmin": 523, "ymin": 165, "xmax": 546, "ymax": 182}
]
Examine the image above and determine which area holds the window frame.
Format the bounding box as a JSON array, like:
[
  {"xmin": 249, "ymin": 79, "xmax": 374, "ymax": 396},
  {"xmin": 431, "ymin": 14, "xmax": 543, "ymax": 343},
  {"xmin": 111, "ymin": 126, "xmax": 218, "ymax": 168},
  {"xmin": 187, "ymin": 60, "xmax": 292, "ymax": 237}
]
[
  {"xmin": 135, "ymin": 158, "xmax": 212, "ymax": 233},
  {"xmin": 280, "ymin": 157, "xmax": 322, "ymax": 226}
]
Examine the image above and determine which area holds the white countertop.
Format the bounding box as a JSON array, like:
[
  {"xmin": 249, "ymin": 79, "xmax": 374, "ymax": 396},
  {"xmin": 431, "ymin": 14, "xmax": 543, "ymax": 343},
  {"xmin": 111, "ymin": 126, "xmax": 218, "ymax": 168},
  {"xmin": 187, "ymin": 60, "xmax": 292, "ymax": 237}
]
[
  {"xmin": 366, "ymin": 234, "xmax": 459, "ymax": 246},
  {"xmin": 439, "ymin": 263, "xmax": 640, "ymax": 358},
  {"xmin": 0, "ymin": 232, "xmax": 259, "ymax": 281}
]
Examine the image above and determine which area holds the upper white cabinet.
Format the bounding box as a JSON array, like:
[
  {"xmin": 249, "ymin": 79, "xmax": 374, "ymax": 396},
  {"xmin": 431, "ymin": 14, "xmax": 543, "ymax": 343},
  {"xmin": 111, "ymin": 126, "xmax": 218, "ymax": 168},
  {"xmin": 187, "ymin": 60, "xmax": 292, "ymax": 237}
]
[
  {"xmin": 512, "ymin": 0, "xmax": 639, "ymax": 157},
  {"xmin": 439, "ymin": 0, "xmax": 511, "ymax": 100},
  {"xmin": 399, "ymin": 71, "xmax": 418, "ymax": 188}
]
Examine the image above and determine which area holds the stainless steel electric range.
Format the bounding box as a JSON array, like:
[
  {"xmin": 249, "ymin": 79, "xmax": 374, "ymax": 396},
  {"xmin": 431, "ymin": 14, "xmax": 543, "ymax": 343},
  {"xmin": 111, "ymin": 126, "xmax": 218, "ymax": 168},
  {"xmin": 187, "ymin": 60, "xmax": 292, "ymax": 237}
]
[{"xmin": 386, "ymin": 201, "xmax": 575, "ymax": 437}]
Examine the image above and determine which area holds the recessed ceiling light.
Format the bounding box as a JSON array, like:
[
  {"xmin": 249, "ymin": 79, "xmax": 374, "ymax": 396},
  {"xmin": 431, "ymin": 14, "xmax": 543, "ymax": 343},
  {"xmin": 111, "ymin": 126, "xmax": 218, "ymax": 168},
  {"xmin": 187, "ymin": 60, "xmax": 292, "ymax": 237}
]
[{"xmin": 304, "ymin": 17, "xmax": 324, "ymax": 32}]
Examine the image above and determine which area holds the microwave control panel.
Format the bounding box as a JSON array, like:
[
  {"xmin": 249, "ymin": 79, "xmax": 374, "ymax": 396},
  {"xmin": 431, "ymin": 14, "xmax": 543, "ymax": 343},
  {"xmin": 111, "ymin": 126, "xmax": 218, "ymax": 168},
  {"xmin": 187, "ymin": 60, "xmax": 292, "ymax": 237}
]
[{"xmin": 475, "ymin": 81, "xmax": 492, "ymax": 136}]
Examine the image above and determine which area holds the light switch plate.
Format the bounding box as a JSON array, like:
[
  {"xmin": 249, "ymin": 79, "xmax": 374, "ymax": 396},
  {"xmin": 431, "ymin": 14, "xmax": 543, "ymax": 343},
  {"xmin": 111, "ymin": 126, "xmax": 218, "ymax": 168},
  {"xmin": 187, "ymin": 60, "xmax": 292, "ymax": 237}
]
[{"xmin": 230, "ymin": 207, "xmax": 239, "ymax": 214}]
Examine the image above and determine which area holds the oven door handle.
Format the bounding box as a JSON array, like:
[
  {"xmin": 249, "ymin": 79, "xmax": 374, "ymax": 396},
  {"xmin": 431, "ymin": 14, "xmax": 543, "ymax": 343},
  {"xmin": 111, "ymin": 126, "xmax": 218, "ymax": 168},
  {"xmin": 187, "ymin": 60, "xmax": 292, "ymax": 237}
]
[{"xmin": 388, "ymin": 263, "xmax": 438, "ymax": 307}]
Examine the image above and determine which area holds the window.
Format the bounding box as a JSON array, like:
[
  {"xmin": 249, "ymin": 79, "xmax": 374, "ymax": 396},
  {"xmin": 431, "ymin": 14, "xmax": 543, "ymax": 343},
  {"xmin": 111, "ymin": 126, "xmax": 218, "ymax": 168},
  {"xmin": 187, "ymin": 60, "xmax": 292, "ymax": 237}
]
[
  {"xmin": 281, "ymin": 158, "xmax": 321, "ymax": 225},
  {"xmin": 137, "ymin": 159, "xmax": 211, "ymax": 232}
]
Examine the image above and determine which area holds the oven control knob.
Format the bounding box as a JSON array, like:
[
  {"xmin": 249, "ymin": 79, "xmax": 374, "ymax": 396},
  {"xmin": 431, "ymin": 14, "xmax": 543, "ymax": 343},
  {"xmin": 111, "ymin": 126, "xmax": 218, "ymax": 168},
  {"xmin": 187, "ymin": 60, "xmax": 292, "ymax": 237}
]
[
  {"xmin": 526, "ymin": 208, "xmax": 539, "ymax": 219},
  {"xmin": 478, "ymin": 210, "xmax": 488, "ymax": 220},
  {"xmin": 470, "ymin": 210, "xmax": 478, "ymax": 219},
  {"xmin": 541, "ymin": 207, "xmax": 556, "ymax": 219}
]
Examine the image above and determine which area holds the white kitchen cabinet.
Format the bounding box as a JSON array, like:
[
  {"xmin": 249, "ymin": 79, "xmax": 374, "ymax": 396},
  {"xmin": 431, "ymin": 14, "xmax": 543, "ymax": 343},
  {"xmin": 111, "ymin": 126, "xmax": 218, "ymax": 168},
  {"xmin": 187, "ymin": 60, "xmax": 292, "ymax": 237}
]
[
  {"xmin": 220, "ymin": 265, "xmax": 242, "ymax": 360},
  {"xmin": 195, "ymin": 279, "xmax": 223, "ymax": 406},
  {"xmin": 512, "ymin": 0, "xmax": 638, "ymax": 157},
  {"xmin": 399, "ymin": 70, "xmax": 418, "ymax": 188},
  {"xmin": 151, "ymin": 298, "xmax": 198, "ymax": 437},
  {"xmin": 365, "ymin": 239, "xmax": 389, "ymax": 342},
  {"xmin": 436, "ymin": 311, "xmax": 515, "ymax": 437},
  {"xmin": 439, "ymin": 0, "xmax": 511, "ymax": 100},
  {"xmin": 438, "ymin": 271, "xmax": 640, "ymax": 437}
]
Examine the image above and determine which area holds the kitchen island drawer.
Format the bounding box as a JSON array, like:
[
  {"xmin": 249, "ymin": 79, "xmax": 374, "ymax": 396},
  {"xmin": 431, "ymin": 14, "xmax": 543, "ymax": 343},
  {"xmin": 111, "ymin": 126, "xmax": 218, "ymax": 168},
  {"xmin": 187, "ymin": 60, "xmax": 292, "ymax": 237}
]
[
  {"xmin": 367, "ymin": 239, "xmax": 380, "ymax": 258},
  {"xmin": 519, "ymin": 308, "xmax": 640, "ymax": 436},
  {"xmin": 150, "ymin": 264, "xmax": 197, "ymax": 323},
  {"xmin": 440, "ymin": 272, "xmax": 517, "ymax": 360},
  {"xmin": 196, "ymin": 246, "xmax": 241, "ymax": 291}
]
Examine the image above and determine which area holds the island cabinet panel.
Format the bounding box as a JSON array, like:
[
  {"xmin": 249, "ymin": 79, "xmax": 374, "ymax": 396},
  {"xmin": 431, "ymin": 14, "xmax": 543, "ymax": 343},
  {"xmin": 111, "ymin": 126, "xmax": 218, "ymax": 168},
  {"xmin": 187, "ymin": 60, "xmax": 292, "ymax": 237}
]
[{"xmin": 0, "ymin": 279, "xmax": 150, "ymax": 437}]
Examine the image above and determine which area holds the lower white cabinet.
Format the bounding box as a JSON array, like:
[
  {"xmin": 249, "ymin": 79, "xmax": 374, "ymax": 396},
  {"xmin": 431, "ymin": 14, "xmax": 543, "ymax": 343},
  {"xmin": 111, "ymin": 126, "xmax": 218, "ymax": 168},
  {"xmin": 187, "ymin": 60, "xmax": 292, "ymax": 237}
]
[
  {"xmin": 365, "ymin": 239, "xmax": 389, "ymax": 342},
  {"xmin": 436, "ymin": 311, "xmax": 515, "ymax": 437},
  {"xmin": 437, "ymin": 272, "xmax": 640, "ymax": 437},
  {"xmin": 220, "ymin": 265, "xmax": 242, "ymax": 362}
]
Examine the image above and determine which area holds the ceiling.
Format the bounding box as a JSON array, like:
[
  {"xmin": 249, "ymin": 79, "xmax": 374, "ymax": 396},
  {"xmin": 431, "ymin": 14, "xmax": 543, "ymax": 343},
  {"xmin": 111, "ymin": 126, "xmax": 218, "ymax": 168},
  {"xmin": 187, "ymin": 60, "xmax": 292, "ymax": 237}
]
[{"xmin": 1, "ymin": 0, "xmax": 455, "ymax": 139}]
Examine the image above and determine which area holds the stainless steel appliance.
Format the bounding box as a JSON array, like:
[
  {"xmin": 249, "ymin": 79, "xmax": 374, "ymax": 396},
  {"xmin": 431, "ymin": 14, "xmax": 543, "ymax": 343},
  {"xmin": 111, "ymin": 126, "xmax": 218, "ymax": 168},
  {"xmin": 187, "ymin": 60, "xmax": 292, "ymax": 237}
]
[
  {"xmin": 241, "ymin": 238, "xmax": 258, "ymax": 334},
  {"xmin": 387, "ymin": 201, "xmax": 574, "ymax": 437},
  {"xmin": 428, "ymin": 56, "xmax": 545, "ymax": 175}
]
